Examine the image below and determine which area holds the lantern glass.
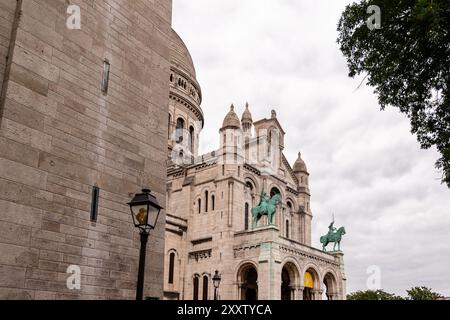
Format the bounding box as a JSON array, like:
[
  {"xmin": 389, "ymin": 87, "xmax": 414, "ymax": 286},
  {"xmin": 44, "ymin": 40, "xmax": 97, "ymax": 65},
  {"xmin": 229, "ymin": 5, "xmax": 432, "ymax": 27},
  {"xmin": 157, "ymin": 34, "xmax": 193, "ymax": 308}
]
[
  {"xmin": 131, "ymin": 204, "xmax": 149, "ymax": 227},
  {"xmin": 147, "ymin": 204, "xmax": 161, "ymax": 229}
]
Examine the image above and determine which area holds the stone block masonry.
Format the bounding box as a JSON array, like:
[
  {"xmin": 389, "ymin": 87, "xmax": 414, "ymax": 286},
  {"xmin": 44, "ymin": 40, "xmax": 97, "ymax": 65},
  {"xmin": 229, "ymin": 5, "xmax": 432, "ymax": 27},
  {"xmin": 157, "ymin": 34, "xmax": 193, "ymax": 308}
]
[{"xmin": 0, "ymin": 0, "xmax": 172, "ymax": 299}]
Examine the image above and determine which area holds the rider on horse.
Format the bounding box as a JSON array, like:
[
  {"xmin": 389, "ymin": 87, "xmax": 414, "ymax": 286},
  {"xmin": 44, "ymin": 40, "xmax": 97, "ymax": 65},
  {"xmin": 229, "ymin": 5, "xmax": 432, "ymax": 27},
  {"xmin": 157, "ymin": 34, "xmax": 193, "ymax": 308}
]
[
  {"xmin": 257, "ymin": 191, "xmax": 270, "ymax": 209},
  {"xmin": 327, "ymin": 221, "xmax": 337, "ymax": 238}
]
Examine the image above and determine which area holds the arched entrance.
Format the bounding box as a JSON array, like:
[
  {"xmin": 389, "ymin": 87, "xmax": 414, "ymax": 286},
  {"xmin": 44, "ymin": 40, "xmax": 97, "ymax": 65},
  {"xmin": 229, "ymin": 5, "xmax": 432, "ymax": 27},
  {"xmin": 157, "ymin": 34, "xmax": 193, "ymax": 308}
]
[
  {"xmin": 238, "ymin": 264, "xmax": 258, "ymax": 300},
  {"xmin": 281, "ymin": 262, "xmax": 299, "ymax": 300},
  {"xmin": 303, "ymin": 268, "xmax": 319, "ymax": 300},
  {"xmin": 281, "ymin": 267, "xmax": 291, "ymax": 300},
  {"xmin": 323, "ymin": 272, "xmax": 338, "ymax": 300}
]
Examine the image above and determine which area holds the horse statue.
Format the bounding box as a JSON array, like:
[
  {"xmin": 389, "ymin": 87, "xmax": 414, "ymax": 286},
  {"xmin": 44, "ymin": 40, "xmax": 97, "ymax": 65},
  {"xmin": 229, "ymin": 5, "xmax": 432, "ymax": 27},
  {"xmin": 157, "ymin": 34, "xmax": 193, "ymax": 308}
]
[
  {"xmin": 251, "ymin": 191, "xmax": 281, "ymax": 228},
  {"xmin": 320, "ymin": 224, "xmax": 346, "ymax": 252}
]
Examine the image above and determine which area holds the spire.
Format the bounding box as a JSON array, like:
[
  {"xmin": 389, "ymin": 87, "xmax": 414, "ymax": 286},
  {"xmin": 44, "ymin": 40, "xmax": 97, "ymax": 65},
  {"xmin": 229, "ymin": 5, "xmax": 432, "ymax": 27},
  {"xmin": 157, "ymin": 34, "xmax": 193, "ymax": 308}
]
[{"xmin": 241, "ymin": 102, "xmax": 253, "ymax": 133}]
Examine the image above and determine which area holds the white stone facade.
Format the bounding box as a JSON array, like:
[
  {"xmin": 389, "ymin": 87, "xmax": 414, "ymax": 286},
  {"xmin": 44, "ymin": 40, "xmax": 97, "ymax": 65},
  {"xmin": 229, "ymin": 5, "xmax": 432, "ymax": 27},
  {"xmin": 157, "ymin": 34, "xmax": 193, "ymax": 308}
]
[{"xmin": 164, "ymin": 30, "xmax": 346, "ymax": 301}]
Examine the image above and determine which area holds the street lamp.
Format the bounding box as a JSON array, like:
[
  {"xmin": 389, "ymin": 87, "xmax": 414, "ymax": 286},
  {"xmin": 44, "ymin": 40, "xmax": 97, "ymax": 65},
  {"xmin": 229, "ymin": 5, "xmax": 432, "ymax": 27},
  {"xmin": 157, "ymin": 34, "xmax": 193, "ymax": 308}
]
[
  {"xmin": 128, "ymin": 188, "xmax": 163, "ymax": 300},
  {"xmin": 212, "ymin": 270, "xmax": 222, "ymax": 300}
]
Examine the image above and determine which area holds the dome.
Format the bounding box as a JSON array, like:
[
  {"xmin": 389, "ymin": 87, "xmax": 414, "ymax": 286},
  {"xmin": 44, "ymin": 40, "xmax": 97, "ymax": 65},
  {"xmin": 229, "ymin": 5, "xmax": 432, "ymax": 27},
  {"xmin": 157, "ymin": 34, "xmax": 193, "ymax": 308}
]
[
  {"xmin": 241, "ymin": 102, "xmax": 253, "ymax": 123},
  {"xmin": 222, "ymin": 104, "xmax": 241, "ymax": 129},
  {"xmin": 293, "ymin": 152, "xmax": 308, "ymax": 173},
  {"xmin": 170, "ymin": 29, "xmax": 196, "ymax": 78}
]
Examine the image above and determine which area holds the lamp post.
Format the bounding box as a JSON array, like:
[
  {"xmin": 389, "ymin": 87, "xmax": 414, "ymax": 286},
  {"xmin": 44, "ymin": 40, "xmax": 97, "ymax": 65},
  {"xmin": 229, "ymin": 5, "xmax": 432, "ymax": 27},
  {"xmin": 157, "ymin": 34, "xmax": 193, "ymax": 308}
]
[
  {"xmin": 212, "ymin": 270, "xmax": 222, "ymax": 300},
  {"xmin": 128, "ymin": 188, "xmax": 163, "ymax": 300}
]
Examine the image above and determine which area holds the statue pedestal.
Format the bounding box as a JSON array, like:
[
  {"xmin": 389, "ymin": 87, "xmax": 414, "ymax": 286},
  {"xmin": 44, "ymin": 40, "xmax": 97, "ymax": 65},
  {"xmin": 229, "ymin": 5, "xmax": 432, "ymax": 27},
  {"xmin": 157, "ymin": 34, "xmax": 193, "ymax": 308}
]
[{"xmin": 330, "ymin": 251, "xmax": 347, "ymax": 299}]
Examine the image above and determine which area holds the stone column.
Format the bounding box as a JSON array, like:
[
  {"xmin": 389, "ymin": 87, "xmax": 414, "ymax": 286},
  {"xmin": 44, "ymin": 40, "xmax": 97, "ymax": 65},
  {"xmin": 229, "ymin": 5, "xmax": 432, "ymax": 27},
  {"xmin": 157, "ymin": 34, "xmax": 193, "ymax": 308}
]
[
  {"xmin": 297, "ymin": 286, "xmax": 304, "ymax": 300},
  {"xmin": 258, "ymin": 240, "xmax": 281, "ymax": 300}
]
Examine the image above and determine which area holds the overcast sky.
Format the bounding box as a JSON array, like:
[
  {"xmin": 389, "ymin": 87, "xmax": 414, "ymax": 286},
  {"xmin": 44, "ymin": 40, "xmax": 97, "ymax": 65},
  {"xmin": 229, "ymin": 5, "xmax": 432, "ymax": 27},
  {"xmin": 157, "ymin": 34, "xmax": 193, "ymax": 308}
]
[{"xmin": 172, "ymin": 0, "xmax": 450, "ymax": 297}]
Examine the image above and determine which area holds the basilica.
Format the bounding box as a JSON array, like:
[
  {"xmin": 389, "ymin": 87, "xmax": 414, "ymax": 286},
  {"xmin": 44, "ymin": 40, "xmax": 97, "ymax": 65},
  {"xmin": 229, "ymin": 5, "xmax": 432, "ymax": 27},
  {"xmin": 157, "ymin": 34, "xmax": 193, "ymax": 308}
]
[{"xmin": 163, "ymin": 30, "xmax": 346, "ymax": 300}]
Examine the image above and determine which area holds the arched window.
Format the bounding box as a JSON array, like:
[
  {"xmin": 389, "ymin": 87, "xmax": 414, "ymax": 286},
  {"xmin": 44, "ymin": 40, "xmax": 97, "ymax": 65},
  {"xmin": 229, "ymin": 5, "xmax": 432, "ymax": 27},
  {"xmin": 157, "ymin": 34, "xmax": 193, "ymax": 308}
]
[
  {"xmin": 178, "ymin": 78, "xmax": 181, "ymax": 86},
  {"xmin": 205, "ymin": 191, "xmax": 209, "ymax": 212},
  {"xmin": 189, "ymin": 126, "xmax": 195, "ymax": 153},
  {"xmin": 245, "ymin": 203, "xmax": 249, "ymax": 230},
  {"xmin": 202, "ymin": 276, "xmax": 208, "ymax": 300},
  {"xmin": 211, "ymin": 195, "xmax": 215, "ymax": 211},
  {"xmin": 176, "ymin": 118, "xmax": 185, "ymax": 143},
  {"xmin": 198, "ymin": 199, "xmax": 201, "ymax": 214},
  {"xmin": 170, "ymin": 73, "xmax": 173, "ymax": 82},
  {"xmin": 287, "ymin": 201, "xmax": 293, "ymax": 214},
  {"xmin": 286, "ymin": 220, "xmax": 290, "ymax": 238},
  {"xmin": 193, "ymin": 276, "xmax": 199, "ymax": 300},
  {"xmin": 270, "ymin": 187, "xmax": 281, "ymax": 198},
  {"xmin": 168, "ymin": 252, "xmax": 175, "ymax": 284}
]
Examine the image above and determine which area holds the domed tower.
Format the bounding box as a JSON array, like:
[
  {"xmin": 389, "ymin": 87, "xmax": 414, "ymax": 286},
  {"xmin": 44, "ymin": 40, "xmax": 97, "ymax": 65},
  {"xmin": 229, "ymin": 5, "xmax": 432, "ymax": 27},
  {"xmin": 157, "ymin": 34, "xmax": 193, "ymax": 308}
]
[
  {"xmin": 293, "ymin": 152, "xmax": 312, "ymax": 245},
  {"xmin": 293, "ymin": 152, "xmax": 309, "ymax": 188},
  {"xmin": 219, "ymin": 104, "xmax": 244, "ymax": 166},
  {"xmin": 168, "ymin": 29, "xmax": 203, "ymax": 161}
]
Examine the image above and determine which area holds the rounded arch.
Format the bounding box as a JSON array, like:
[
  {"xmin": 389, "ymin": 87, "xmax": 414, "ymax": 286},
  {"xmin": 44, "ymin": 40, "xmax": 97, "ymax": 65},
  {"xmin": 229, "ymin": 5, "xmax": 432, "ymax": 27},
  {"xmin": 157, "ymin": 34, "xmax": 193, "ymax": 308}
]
[
  {"xmin": 236, "ymin": 261, "xmax": 258, "ymax": 301},
  {"xmin": 301, "ymin": 263, "xmax": 322, "ymax": 289},
  {"xmin": 281, "ymin": 259, "xmax": 301, "ymax": 300},
  {"xmin": 285, "ymin": 197, "xmax": 297, "ymax": 213},
  {"xmin": 322, "ymin": 269, "xmax": 340, "ymax": 300},
  {"xmin": 243, "ymin": 174, "xmax": 259, "ymax": 193},
  {"xmin": 235, "ymin": 260, "xmax": 258, "ymax": 280},
  {"xmin": 281, "ymin": 257, "xmax": 301, "ymax": 286},
  {"xmin": 267, "ymin": 184, "xmax": 285, "ymax": 202}
]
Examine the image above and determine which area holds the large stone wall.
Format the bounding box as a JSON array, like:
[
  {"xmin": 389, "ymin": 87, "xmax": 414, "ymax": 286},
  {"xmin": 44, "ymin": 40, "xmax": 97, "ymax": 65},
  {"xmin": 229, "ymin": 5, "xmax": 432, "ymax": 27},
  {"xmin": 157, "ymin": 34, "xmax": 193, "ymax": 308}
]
[{"xmin": 0, "ymin": 0, "xmax": 172, "ymax": 299}]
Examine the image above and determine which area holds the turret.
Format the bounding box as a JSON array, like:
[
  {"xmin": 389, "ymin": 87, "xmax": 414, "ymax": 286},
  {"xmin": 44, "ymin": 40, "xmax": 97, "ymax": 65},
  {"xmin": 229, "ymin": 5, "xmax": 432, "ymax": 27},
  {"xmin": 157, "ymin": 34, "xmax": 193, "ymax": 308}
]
[
  {"xmin": 219, "ymin": 104, "xmax": 244, "ymax": 166},
  {"xmin": 241, "ymin": 102, "xmax": 253, "ymax": 136}
]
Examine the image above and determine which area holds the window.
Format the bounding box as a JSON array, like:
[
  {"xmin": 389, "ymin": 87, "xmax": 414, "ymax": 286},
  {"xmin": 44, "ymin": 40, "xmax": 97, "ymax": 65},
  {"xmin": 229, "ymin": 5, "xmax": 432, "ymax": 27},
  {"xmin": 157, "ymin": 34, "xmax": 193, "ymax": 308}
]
[
  {"xmin": 168, "ymin": 252, "xmax": 175, "ymax": 284},
  {"xmin": 202, "ymin": 276, "xmax": 208, "ymax": 300},
  {"xmin": 193, "ymin": 276, "xmax": 199, "ymax": 300},
  {"xmin": 245, "ymin": 203, "xmax": 249, "ymax": 230},
  {"xmin": 198, "ymin": 199, "xmax": 201, "ymax": 214},
  {"xmin": 286, "ymin": 220, "xmax": 290, "ymax": 239},
  {"xmin": 101, "ymin": 60, "xmax": 110, "ymax": 94},
  {"xmin": 211, "ymin": 195, "xmax": 215, "ymax": 211},
  {"xmin": 90, "ymin": 186, "xmax": 100, "ymax": 222},
  {"xmin": 176, "ymin": 118, "xmax": 185, "ymax": 143},
  {"xmin": 189, "ymin": 126, "xmax": 195, "ymax": 152},
  {"xmin": 205, "ymin": 191, "xmax": 209, "ymax": 212},
  {"xmin": 170, "ymin": 73, "xmax": 173, "ymax": 82},
  {"xmin": 287, "ymin": 202, "xmax": 293, "ymax": 214}
]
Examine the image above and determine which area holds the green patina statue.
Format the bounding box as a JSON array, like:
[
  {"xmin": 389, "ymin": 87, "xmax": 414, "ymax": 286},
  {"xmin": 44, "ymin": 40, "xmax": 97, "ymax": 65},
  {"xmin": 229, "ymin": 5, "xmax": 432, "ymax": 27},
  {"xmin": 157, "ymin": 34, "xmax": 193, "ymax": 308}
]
[
  {"xmin": 320, "ymin": 221, "xmax": 346, "ymax": 252},
  {"xmin": 251, "ymin": 191, "xmax": 281, "ymax": 228}
]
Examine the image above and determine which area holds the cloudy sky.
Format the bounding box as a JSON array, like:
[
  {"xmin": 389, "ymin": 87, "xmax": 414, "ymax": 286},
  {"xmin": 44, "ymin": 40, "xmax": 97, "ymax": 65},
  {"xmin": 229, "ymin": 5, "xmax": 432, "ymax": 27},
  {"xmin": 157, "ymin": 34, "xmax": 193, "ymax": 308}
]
[{"xmin": 172, "ymin": 0, "xmax": 450, "ymax": 296}]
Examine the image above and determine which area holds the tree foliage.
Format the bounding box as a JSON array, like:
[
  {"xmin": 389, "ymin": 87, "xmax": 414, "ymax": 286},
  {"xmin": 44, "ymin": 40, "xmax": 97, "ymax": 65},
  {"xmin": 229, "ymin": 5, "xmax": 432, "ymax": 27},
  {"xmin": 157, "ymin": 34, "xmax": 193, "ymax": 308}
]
[
  {"xmin": 347, "ymin": 287, "xmax": 444, "ymax": 300},
  {"xmin": 337, "ymin": 0, "xmax": 450, "ymax": 187},
  {"xmin": 347, "ymin": 289, "xmax": 404, "ymax": 300},
  {"xmin": 406, "ymin": 286, "xmax": 444, "ymax": 300}
]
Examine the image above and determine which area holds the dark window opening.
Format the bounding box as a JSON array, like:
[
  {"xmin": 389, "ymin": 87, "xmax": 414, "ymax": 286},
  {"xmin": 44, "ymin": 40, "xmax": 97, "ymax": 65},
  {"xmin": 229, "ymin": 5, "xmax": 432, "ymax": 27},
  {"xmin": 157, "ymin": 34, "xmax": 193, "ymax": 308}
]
[
  {"xmin": 193, "ymin": 277, "xmax": 199, "ymax": 300},
  {"xmin": 101, "ymin": 60, "xmax": 110, "ymax": 94},
  {"xmin": 202, "ymin": 276, "xmax": 208, "ymax": 300},
  {"xmin": 168, "ymin": 252, "xmax": 175, "ymax": 284},
  {"xmin": 90, "ymin": 186, "xmax": 100, "ymax": 222}
]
